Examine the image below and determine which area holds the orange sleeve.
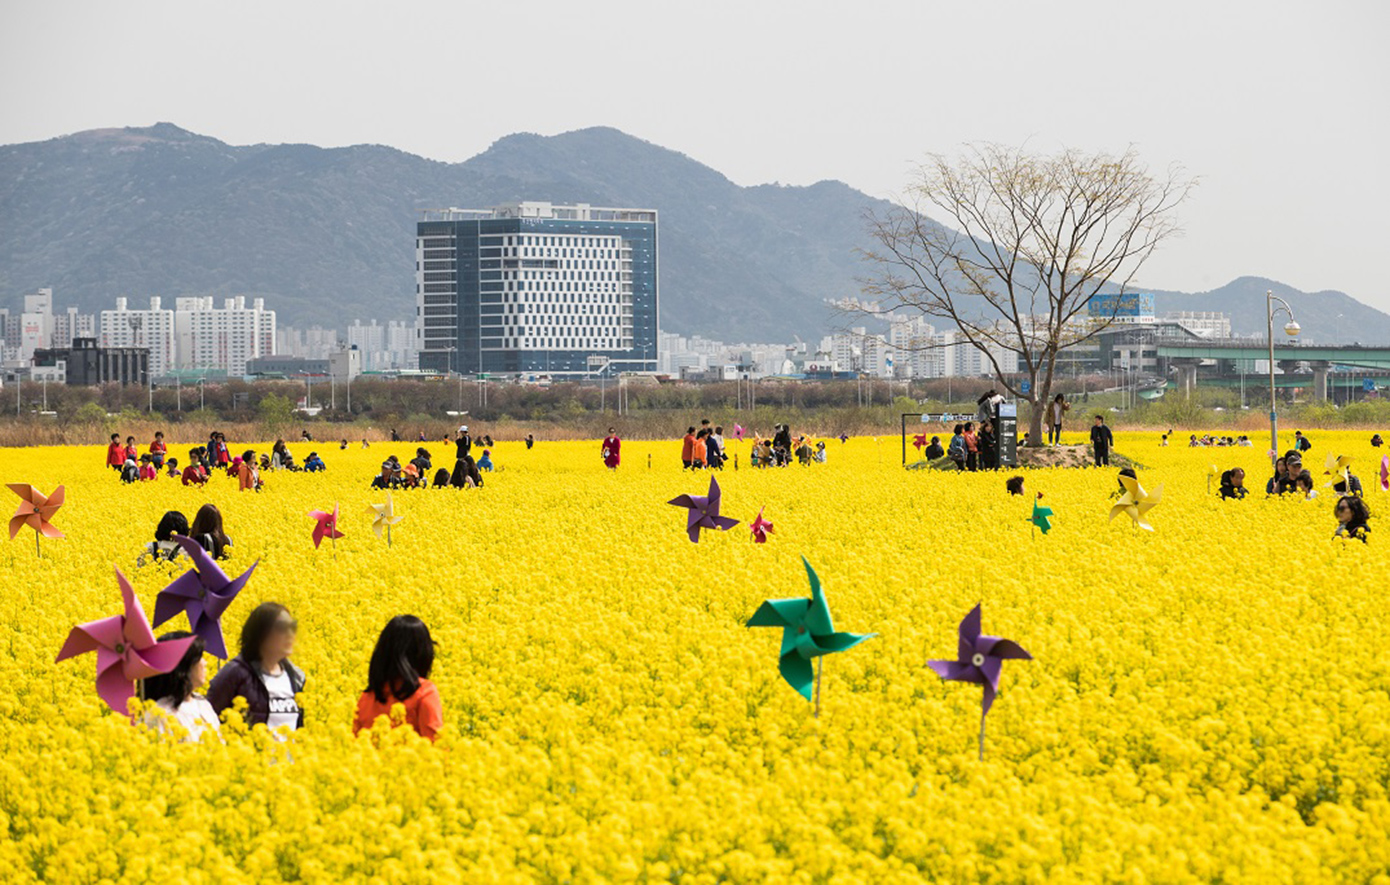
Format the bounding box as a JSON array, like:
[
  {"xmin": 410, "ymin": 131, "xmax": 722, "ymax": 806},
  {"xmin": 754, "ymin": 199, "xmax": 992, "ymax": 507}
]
[
  {"xmin": 416, "ymin": 683, "xmax": 443, "ymax": 741},
  {"xmin": 353, "ymin": 692, "xmax": 373, "ymax": 735}
]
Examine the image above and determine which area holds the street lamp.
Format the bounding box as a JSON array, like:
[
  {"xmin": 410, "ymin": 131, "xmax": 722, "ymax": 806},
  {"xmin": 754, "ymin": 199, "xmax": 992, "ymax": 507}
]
[{"xmin": 1266, "ymin": 289, "xmax": 1301, "ymax": 459}]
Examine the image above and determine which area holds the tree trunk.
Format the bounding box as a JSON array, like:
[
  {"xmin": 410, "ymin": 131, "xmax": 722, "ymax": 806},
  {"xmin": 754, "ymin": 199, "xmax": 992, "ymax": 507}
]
[{"xmin": 1027, "ymin": 394, "xmax": 1044, "ymax": 447}]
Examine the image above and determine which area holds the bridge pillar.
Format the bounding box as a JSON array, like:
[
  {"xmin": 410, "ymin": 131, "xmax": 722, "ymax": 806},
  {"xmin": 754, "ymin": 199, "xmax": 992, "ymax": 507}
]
[
  {"xmin": 1172, "ymin": 359, "xmax": 1200, "ymax": 399},
  {"xmin": 1311, "ymin": 361, "xmax": 1331, "ymax": 402}
]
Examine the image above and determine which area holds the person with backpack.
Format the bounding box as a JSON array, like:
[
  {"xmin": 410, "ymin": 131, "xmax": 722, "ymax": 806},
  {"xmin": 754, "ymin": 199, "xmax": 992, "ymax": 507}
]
[
  {"xmin": 1293, "ymin": 430, "xmax": 1312, "ymax": 453},
  {"xmin": 188, "ymin": 504, "xmax": 232, "ymax": 559},
  {"xmin": 139, "ymin": 511, "xmax": 190, "ymax": 566}
]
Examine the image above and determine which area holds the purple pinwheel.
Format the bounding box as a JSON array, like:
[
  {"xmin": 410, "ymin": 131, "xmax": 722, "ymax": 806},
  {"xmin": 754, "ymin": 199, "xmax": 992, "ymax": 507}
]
[
  {"xmin": 152, "ymin": 535, "xmax": 257, "ymax": 659},
  {"xmin": 668, "ymin": 475, "xmax": 740, "ymax": 543},
  {"xmin": 928, "ymin": 603, "xmax": 1031, "ymax": 758}
]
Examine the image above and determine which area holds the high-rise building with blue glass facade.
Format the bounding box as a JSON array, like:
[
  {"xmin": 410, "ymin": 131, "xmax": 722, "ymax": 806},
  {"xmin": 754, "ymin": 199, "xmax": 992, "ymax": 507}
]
[{"xmin": 415, "ymin": 202, "xmax": 658, "ymax": 377}]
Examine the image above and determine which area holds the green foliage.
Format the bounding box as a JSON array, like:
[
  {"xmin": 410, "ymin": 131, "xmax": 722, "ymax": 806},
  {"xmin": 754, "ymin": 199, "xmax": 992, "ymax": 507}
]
[
  {"xmin": 71, "ymin": 402, "xmax": 109, "ymax": 425},
  {"xmin": 256, "ymin": 394, "xmax": 295, "ymax": 430}
]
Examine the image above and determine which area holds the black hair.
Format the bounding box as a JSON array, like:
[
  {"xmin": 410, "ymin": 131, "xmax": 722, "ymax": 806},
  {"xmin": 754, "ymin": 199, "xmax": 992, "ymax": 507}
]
[
  {"xmin": 1295, "ymin": 470, "xmax": 1314, "ymax": 491},
  {"xmin": 687, "ymin": 427, "xmax": 695, "ymax": 434},
  {"xmin": 1336, "ymin": 495, "xmax": 1371, "ymax": 528},
  {"xmin": 239, "ymin": 602, "xmax": 290, "ymax": 665},
  {"xmin": 365, "ymin": 615, "xmax": 436, "ymax": 703},
  {"xmin": 433, "ymin": 467, "xmax": 451, "ymax": 487},
  {"xmin": 1118, "ymin": 468, "xmax": 1137, "ymax": 488},
  {"xmin": 1006, "ymin": 476, "xmax": 1025, "ymax": 495},
  {"xmin": 1219, "ymin": 469, "xmax": 1234, "ymax": 487},
  {"xmin": 241, "ymin": 450, "xmax": 255, "ymax": 463},
  {"xmin": 930, "ymin": 436, "xmax": 939, "ymax": 443},
  {"xmin": 110, "ymin": 433, "xmax": 119, "ymax": 441},
  {"xmin": 154, "ymin": 511, "xmax": 189, "ymax": 542},
  {"xmin": 1094, "ymin": 415, "xmax": 1104, "ymax": 422},
  {"xmin": 140, "ymin": 631, "xmax": 205, "ymax": 705},
  {"xmin": 189, "ymin": 504, "xmax": 230, "ymax": 559},
  {"xmin": 964, "ymin": 422, "xmax": 974, "ymax": 432},
  {"xmin": 1054, "ymin": 393, "xmax": 1065, "ymax": 402},
  {"xmin": 953, "ymin": 424, "xmax": 963, "ymax": 435}
]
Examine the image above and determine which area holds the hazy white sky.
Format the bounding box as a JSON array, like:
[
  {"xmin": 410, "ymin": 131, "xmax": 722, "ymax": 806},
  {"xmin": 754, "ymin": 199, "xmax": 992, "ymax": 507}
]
[{"xmin": 3, "ymin": 0, "xmax": 1387, "ymax": 309}]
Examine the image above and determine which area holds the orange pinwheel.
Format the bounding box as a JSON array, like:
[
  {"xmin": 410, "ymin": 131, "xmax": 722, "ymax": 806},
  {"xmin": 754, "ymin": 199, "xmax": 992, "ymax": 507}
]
[{"xmin": 9, "ymin": 484, "xmax": 65, "ymax": 543}]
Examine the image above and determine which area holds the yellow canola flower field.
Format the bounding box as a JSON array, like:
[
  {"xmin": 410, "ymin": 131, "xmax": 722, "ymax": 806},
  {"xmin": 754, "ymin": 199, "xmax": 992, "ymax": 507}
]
[{"xmin": 1, "ymin": 431, "xmax": 1388, "ymax": 884}]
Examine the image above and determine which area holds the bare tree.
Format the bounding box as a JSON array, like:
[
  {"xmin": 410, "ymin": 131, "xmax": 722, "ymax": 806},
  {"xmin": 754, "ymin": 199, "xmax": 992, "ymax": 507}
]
[{"xmin": 856, "ymin": 144, "xmax": 1195, "ymax": 446}]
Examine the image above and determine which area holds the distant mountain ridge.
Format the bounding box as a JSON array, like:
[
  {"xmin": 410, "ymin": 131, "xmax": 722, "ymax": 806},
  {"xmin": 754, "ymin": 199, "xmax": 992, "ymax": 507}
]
[{"xmin": 2, "ymin": 123, "xmax": 1388, "ymax": 344}]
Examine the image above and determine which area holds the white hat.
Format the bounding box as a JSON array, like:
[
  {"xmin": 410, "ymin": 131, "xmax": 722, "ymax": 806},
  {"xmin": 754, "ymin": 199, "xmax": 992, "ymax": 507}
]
[{"xmin": 458, "ymin": 425, "xmax": 468, "ymax": 433}]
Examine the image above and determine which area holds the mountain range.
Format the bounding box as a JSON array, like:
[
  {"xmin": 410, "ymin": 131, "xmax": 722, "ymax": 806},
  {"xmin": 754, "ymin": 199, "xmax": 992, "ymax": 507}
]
[{"xmin": 2, "ymin": 123, "xmax": 1388, "ymax": 345}]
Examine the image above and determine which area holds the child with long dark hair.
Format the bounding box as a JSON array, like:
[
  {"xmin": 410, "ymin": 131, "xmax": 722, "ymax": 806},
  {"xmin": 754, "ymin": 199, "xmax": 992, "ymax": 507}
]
[
  {"xmin": 140, "ymin": 631, "xmax": 221, "ymax": 742},
  {"xmin": 189, "ymin": 504, "xmax": 232, "ymax": 559},
  {"xmin": 354, "ymin": 615, "xmax": 442, "ymax": 741}
]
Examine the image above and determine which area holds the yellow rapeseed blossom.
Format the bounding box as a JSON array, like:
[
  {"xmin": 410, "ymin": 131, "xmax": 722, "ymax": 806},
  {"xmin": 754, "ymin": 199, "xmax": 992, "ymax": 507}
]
[{"xmin": 0, "ymin": 430, "xmax": 1387, "ymax": 883}]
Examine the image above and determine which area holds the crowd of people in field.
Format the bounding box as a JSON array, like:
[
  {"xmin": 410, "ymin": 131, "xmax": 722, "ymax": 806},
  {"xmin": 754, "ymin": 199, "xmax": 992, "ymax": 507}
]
[{"xmin": 104, "ymin": 424, "xmax": 513, "ymax": 492}]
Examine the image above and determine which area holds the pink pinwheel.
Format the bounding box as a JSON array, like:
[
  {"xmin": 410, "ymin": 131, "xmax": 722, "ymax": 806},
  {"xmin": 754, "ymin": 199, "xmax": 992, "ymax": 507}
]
[
  {"xmin": 733, "ymin": 424, "xmax": 746, "ymax": 442},
  {"xmin": 750, "ymin": 507, "xmax": 775, "ymax": 543},
  {"xmin": 56, "ymin": 567, "xmax": 196, "ymax": 715},
  {"xmin": 668, "ymin": 476, "xmax": 740, "ymax": 543},
  {"xmin": 309, "ymin": 503, "xmax": 344, "ymax": 549},
  {"xmin": 152, "ymin": 536, "xmax": 257, "ymax": 659},
  {"xmin": 928, "ymin": 603, "xmax": 1031, "ymax": 758},
  {"xmin": 1380, "ymin": 455, "xmax": 1389, "ymax": 492},
  {"xmin": 912, "ymin": 433, "xmax": 927, "ymax": 452},
  {"xmin": 8, "ymin": 484, "xmax": 65, "ymax": 547}
]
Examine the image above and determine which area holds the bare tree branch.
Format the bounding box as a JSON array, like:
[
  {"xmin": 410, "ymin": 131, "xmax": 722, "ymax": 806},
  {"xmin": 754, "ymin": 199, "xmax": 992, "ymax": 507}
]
[{"xmin": 851, "ymin": 144, "xmax": 1196, "ymax": 446}]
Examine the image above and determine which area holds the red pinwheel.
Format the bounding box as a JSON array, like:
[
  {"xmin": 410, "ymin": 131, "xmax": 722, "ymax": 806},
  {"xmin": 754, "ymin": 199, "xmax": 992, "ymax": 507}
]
[
  {"xmin": 912, "ymin": 433, "xmax": 927, "ymax": 452},
  {"xmin": 309, "ymin": 503, "xmax": 345, "ymax": 549},
  {"xmin": 668, "ymin": 476, "xmax": 740, "ymax": 543},
  {"xmin": 8, "ymin": 484, "xmax": 65, "ymax": 555},
  {"xmin": 56, "ymin": 567, "xmax": 196, "ymax": 715},
  {"xmin": 152, "ymin": 536, "xmax": 257, "ymax": 659},
  {"xmin": 750, "ymin": 507, "xmax": 775, "ymax": 543},
  {"xmin": 928, "ymin": 603, "xmax": 1032, "ymax": 759}
]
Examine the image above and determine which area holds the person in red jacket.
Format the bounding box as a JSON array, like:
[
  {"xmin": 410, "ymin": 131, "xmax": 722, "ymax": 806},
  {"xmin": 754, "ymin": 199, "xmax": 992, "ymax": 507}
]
[
  {"xmin": 354, "ymin": 615, "xmax": 442, "ymax": 741},
  {"xmin": 149, "ymin": 431, "xmax": 167, "ymax": 469},
  {"xmin": 106, "ymin": 433, "xmax": 124, "ymax": 471},
  {"xmin": 681, "ymin": 427, "xmax": 696, "ymax": 469},
  {"xmin": 123, "ymin": 436, "xmax": 138, "ymax": 464}
]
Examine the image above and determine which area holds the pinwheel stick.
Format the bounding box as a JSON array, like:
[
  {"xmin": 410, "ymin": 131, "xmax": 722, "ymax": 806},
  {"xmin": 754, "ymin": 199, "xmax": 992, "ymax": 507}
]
[
  {"xmin": 814, "ymin": 656, "xmax": 823, "ymax": 719},
  {"xmin": 386, "ymin": 524, "xmax": 392, "ymax": 548},
  {"xmin": 979, "ymin": 709, "xmax": 986, "ymax": 761}
]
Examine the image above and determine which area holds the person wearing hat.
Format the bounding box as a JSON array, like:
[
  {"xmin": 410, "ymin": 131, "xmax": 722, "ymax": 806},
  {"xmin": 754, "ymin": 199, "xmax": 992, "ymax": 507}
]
[{"xmin": 451, "ymin": 425, "xmax": 483, "ymax": 488}]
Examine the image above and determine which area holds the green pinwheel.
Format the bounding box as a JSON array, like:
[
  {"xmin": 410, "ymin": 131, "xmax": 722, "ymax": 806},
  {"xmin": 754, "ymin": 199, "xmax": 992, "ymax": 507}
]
[{"xmin": 746, "ymin": 557, "xmax": 875, "ymax": 711}]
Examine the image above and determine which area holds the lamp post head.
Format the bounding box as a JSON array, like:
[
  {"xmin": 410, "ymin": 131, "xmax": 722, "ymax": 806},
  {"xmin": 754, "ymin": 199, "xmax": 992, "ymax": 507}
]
[{"xmin": 1284, "ymin": 320, "xmax": 1301, "ymax": 337}]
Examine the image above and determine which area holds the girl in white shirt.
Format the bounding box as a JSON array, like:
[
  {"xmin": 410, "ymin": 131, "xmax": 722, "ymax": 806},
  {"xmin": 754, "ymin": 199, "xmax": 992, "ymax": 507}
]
[{"xmin": 140, "ymin": 632, "xmax": 222, "ymax": 742}]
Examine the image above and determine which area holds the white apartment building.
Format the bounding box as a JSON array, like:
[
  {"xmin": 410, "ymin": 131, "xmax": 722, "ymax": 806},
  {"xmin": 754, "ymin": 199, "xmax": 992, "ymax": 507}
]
[
  {"xmin": 820, "ymin": 328, "xmax": 895, "ymax": 377},
  {"xmin": 348, "ymin": 319, "xmax": 418, "ymax": 371},
  {"xmin": 100, "ymin": 297, "xmax": 177, "ymax": 377},
  {"xmin": 1162, "ymin": 311, "xmax": 1232, "ymax": 338},
  {"xmin": 101, "ymin": 295, "xmax": 275, "ymax": 377},
  {"xmin": 173, "ymin": 296, "xmax": 276, "ymax": 376}
]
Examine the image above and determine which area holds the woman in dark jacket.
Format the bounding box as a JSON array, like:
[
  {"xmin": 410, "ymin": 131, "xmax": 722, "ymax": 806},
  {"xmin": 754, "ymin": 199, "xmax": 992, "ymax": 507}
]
[
  {"xmin": 189, "ymin": 503, "xmax": 232, "ymax": 559},
  {"xmin": 207, "ymin": 602, "xmax": 306, "ymax": 731}
]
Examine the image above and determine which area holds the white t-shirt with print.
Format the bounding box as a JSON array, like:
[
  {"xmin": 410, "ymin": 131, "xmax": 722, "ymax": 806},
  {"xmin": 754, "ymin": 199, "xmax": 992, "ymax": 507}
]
[
  {"xmin": 155, "ymin": 695, "xmax": 222, "ymax": 742},
  {"xmin": 261, "ymin": 668, "xmax": 300, "ymax": 732}
]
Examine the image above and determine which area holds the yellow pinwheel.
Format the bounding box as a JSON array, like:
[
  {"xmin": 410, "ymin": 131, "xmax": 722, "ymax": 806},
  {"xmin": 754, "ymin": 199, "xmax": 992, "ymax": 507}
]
[
  {"xmin": 1324, "ymin": 453, "xmax": 1352, "ymax": 490},
  {"xmin": 1109, "ymin": 474, "xmax": 1163, "ymax": 531},
  {"xmin": 367, "ymin": 493, "xmax": 404, "ymax": 546},
  {"xmin": 1207, "ymin": 464, "xmax": 1219, "ymax": 495}
]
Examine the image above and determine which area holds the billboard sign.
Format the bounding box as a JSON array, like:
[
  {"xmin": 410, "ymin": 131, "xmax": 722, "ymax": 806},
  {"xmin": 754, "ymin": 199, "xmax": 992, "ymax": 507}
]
[{"xmin": 1088, "ymin": 292, "xmax": 1155, "ymax": 319}]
